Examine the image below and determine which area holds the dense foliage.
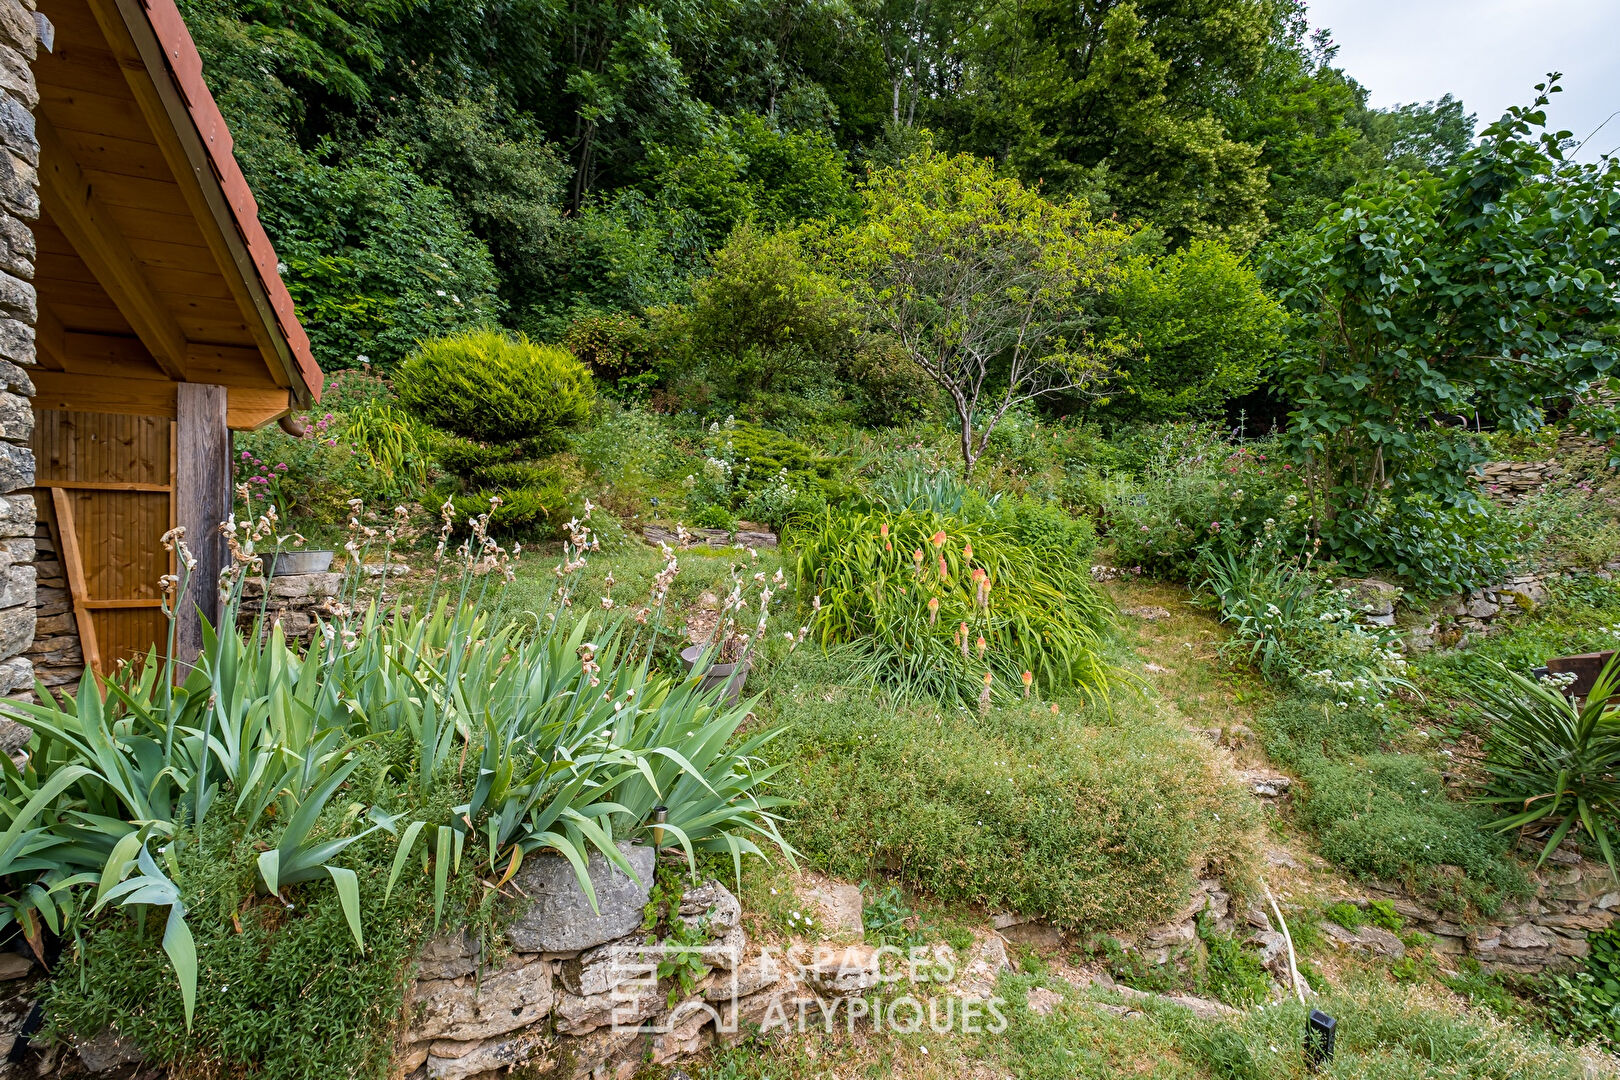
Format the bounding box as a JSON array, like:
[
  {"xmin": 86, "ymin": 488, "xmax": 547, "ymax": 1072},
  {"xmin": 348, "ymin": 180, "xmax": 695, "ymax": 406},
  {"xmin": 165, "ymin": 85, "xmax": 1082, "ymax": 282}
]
[
  {"xmin": 177, "ymin": 0, "xmax": 1481, "ymax": 374},
  {"xmin": 1266, "ymin": 81, "xmax": 1620, "ymax": 546},
  {"xmin": 4, "ymin": 514, "xmax": 788, "ymax": 1067}
]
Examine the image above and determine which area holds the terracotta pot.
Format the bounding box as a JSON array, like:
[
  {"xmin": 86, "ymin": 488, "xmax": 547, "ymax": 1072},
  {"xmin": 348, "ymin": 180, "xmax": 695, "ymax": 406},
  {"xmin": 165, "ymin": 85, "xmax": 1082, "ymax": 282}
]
[
  {"xmin": 260, "ymin": 549, "xmax": 335, "ymax": 577},
  {"xmin": 679, "ymin": 644, "xmax": 751, "ymax": 706}
]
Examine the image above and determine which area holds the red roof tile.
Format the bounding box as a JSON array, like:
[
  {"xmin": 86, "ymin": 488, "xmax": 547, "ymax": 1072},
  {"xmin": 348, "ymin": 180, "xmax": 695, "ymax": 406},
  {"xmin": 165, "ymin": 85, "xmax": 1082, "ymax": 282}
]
[{"xmin": 137, "ymin": 0, "xmax": 323, "ymax": 402}]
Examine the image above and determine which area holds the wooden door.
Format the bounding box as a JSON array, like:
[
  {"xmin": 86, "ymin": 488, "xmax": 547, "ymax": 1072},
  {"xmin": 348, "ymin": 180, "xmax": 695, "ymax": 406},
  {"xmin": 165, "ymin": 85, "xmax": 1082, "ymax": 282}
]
[{"xmin": 32, "ymin": 410, "xmax": 175, "ymax": 676}]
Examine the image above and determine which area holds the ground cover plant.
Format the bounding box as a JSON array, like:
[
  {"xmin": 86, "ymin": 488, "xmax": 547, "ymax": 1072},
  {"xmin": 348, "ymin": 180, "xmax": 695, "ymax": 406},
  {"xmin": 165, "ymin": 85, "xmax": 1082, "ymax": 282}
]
[{"xmin": 754, "ymin": 649, "xmax": 1255, "ymax": 932}]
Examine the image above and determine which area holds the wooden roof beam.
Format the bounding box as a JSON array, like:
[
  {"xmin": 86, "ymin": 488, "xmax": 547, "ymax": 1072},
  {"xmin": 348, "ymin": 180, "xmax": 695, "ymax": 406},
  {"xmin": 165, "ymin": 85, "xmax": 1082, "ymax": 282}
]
[
  {"xmin": 85, "ymin": 0, "xmax": 303, "ymax": 398},
  {"xmin": 36, "ymin": 114, "xmax": 188, "ymax": 381}
]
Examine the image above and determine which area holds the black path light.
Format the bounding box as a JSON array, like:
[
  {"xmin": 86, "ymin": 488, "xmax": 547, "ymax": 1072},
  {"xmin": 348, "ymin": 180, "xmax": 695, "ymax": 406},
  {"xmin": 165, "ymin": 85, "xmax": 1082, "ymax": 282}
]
[
  {"xmin": 1305, "ymin": 1009, "xmax": 1337, "ymax": 1069},
  {"xmin": 1262, "ymin": 878, "xmax": 1336, "ymax": 1070}
]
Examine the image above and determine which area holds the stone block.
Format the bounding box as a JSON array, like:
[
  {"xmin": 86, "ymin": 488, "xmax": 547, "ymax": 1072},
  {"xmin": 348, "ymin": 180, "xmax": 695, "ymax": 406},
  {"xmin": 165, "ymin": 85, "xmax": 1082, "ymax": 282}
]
[
  {"xmin": 554, "ymin": 974, "xmax": 663, "ymax": 1035},
  {"xmin": 560, "ymin": 937, "xmax": 663, "ymax": 999},
  {"xmin": 0, "ymin": 561, "xmax": 33, "ymax": 608},
  {"xmin": 0, "ymin": 150, "xmax": 35, "ymax": 219},
  {"xmin": 0, "ymin": 316, "xmax": 28, "ymax": 368},
  {"xmin": 0, "ymin": 599, "xmax": 31, "ymax": 654},
  {"xmin": 0, "ymin": 389, "xmax": 29, "ymax": 441},
  {"xmin": 801, "ymin": 943, "xmax": 881, "ymax": 997},
  {"xmin": 506, "ymin": 841, "xmax": 655, "ymax": 954},
  {"xmin": 705, "ymin": 952, "xmax": 789, "ymax": 1002},
  {"xmin": 800, "ymin": 881, "xmax": 864, "ymax": 938},
  {"xmin": 416, "ymin": 931, "xmax": 482, "ymax": 981},
  {"xmin": 0, "ymin": 91, "xmax": 31, "ymax": 166},
  {"xmin": 406, "ymin": 955, "xmax": 553, "ymax": 1044},
  {"xmin": 0, "ymin": 3, "xmax": 35, "ymax": 61},
  {"xmin": 73, "ymin": 1026, "xmax": 141, "ymax": 1073},
  {"xmin": 0, "ymin": 53, "xmax": 36, "ymax": 111},
  {"xmin": 267, "ymin": 572, "xmax": 342, "ymax": 599},
  {"xmin": 1323, "ymin": 921, "xmax": 1405, "ymax": 960},
  {"xmin": 425, "ymin": 1034, "xmax": 550, "ymax": 1080},
  {"xmin": 0, "ymin": 212, "xmax": 28, "ymax": 281},
  {"xmin": 678, "ymin": 880, "xmax": 741, "ymax": 937},
  {"xmin": 0, "ymin": 440, "xmax": 31, "ymax": 492}
]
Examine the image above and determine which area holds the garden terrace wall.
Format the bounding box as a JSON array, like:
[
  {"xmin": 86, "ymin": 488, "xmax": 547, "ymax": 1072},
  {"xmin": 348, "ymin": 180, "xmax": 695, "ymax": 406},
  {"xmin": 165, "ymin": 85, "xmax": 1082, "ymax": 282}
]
[
  {"xmin": 0, "ymin": 0, "xmax": 39, "ymax": 741},
  {"xmin": 1350, "ymin": 850, "xmax": 1620, "ymax": 973}
]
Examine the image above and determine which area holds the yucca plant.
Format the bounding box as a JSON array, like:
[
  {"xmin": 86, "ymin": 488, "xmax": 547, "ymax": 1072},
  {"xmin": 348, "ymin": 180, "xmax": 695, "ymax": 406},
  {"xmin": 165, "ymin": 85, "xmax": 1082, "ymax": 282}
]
[
  {"xmin": 795, "ymin": 504, "xmax": 1111, "ymax": 704},
  {"xmin": 1474, "ymin": 656, "xmax": 1620, "ymax": 877}
]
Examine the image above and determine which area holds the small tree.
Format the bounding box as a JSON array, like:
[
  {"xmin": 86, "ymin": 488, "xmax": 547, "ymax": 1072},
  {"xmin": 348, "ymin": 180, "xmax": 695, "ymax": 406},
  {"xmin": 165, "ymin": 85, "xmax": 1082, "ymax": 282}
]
[
  {"xmin": 1267, "ymin": 79, "xmax": 1620, "ymax": 527},
  {"xmin": 833, "ymin": 152, "xmax": 1134, "ymax": 475}
]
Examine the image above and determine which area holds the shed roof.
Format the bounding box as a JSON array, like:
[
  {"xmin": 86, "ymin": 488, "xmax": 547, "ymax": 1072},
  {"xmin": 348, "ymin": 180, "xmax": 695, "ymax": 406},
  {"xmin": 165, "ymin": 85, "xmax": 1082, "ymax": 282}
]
[{"xmin": 31, "ymin": 0, "xmax": 323, "ymax": 425}]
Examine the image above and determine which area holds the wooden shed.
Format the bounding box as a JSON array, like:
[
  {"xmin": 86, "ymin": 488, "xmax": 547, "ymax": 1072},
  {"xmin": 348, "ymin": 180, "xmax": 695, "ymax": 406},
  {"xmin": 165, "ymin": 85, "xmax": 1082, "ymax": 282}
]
[{"xmin": 0, "ymin": 0, "xmax": 321, "ymax": 689}]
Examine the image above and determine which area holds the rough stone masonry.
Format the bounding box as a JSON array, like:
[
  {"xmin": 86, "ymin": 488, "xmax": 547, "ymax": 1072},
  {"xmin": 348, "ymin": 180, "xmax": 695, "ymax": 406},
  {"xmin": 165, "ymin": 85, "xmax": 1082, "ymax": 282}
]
[{"xmin": 0, "ymin": 0, "xmax": 38, "ymax": 748}]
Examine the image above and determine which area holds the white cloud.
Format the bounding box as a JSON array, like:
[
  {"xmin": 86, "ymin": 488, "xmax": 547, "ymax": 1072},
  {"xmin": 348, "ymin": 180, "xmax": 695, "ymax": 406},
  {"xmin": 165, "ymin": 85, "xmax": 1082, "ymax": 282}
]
[{"xmin": 1307, "ymin": 0, "xmax": 1620, "ymax": 160}]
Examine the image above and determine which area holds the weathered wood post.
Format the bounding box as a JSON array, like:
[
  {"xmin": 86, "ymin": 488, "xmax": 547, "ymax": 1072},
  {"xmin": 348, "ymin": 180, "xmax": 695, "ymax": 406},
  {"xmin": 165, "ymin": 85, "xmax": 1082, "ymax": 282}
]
[{"xmin": 175, "ymin": 383, "xmax": 228, "ymax": 666}]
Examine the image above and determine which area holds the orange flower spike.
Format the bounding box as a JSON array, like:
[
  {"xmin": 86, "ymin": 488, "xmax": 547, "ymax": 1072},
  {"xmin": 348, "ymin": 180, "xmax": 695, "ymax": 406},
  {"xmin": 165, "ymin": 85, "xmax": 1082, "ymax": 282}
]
[
  {"xmin": 959, "ymin": 622, "xmax": 970, "ymax": 657},
  {"xmin": 880, "ymin": 522, "xmax": 890, "ymax": 540},
  {"xmin": 1021, "ymin": 670, "xmax": 1033, "ymax": 698},
  {"xmin": 938, "ymin": 554, "xmax": 949, "ymax": 579},
  {"xmin": 983, "ymin": 671, "xmax": 993, "ymax": 685},
  {"xmin": 976, "ymin": 635, "xmax": 987, "ymax": 656},
  {"xmin": 912, "ymin": 548, "xmax": 925, "ymax": 566},
  {"xmin": 927, "ymin": 596, "xmax": 940, "ymax": 624},
  {"xmin": 962, "ymin": 541, "xmax": 973, "ymax": 564},
  {"xmin": 931, "ymin": 530, "xmax": 947, "ymax": 548}
]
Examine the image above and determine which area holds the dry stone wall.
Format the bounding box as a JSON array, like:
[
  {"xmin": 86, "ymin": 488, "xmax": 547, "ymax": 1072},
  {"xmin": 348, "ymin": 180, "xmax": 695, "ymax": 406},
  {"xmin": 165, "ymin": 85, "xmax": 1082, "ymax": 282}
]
[
  {"xmin": 0, "ymin": 0, "xmax": 37, "ymax": 746},
  {"xmin": 389, "ymin": 847, "xmax": 1011, "ymax": 1080},
  {"xmin": 1351, "ymin": 850, "xmax": 1619, "ymax": 973}
]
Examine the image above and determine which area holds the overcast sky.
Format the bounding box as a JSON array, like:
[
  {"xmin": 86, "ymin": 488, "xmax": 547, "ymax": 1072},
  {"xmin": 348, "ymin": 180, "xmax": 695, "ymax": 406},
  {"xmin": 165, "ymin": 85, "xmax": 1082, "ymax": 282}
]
[{"xmin": 1306, "ymin": 0, "xmax": 1620, "ymax": 161}]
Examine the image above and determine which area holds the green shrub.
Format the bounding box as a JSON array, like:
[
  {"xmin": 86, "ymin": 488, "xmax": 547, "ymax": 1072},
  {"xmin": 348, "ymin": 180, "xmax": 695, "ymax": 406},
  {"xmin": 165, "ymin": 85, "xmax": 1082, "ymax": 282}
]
[
  {"xmin": 564, "ymin": 311, "xmax": 659, "ymax": 394},
  {"xmin": 765, "ymin": 654, "xmax": 1253, "ymax": 931},
  {"xmin": 794, "ymin": 504, "xmax": 1112, "ymax": 703},
  {"xmin": 1001, "ymin": 497, "xmax": 1098, "ymax": 568},
  {"xmin": 252, "ymin": 141, "xmax": 503, "ymax": 371},
  {"xmin": 1322, "ymin": 491, "xmax": 1525, "ymax": 596},
  {"xmin": 1104, "ymin": 429, "xmax": 1304, "ymax": 579},
  {"xmin": 1097, "ymin": 238, "xmax": 1285, "ymax": 425},
  {"xmin": 682, "ymin": 419, "xmax": 844, "ymax": 531},
  {"xmin": 397, "ymin": 329, "xmax": 594, "ymax": 448},
  {"xmin": 1197, "ymin": 537, "xmax": 1411, "ymax": 699}
]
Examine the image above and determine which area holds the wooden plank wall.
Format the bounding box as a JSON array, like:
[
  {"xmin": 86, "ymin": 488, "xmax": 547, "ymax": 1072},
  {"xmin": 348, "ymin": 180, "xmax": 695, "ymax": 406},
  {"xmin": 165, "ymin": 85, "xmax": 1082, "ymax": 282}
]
[{"xmin": 32, "ymin": 410, "xmax": 171, "ymax": 676}]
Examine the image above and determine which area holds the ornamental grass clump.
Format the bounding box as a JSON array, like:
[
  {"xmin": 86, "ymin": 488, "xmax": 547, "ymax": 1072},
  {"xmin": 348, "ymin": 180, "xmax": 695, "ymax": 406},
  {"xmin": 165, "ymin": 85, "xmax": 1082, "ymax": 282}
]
[
  {"xmin": 794, "ymin": 504, "xmax": 1111, "ymax": 704},
  {"xmin": 0, "ymin": 498, "xmax": 792, "ymax": 1074}
]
